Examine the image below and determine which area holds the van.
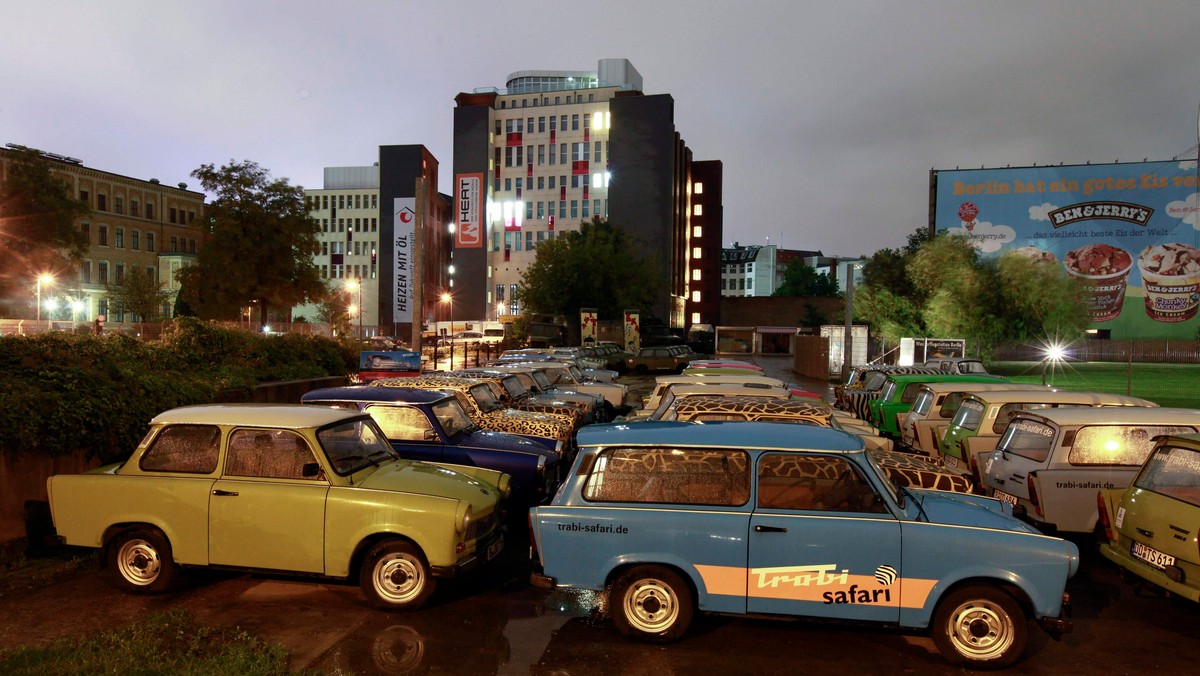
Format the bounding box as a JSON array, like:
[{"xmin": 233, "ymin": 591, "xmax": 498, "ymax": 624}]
[
  {"xmin": 982, "ymin": 407, "xmax": 1200, "ymax": 534},
  {"xmin": 899, "ymin": 382, "xmax": 1052, "ymax": 456},
  {"xmin": 937, "ymin": 390, "xmax": 1156, "ymax": 482}
]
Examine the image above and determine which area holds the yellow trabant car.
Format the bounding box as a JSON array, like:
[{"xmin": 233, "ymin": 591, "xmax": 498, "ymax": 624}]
[{"xmin": 46, "ymin": 404, "xmax": 509, "ymax": 610}]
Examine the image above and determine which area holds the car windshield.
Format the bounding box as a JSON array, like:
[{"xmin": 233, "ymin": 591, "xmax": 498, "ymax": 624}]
[
  {"xmin": 862, "ymin": 371, "xmax": 889, "ymax": 391},
  {"xmin": 500, "ymin": 376, "xmax": 528, "ymax": 399},
  {"xmin": 649, "ymin": 391, "xmax": 677, "ymax": 420},
  {"xmin": 469, "ymin": 383, "xmax": 504, "ymax": 412},
  {"xmin": 863, "ymin": 451, "xmax": 901, "ymax": 505},
  {"xmin": 432, "ymin": 397, "xmax": 474, "ymax": 437},
  {"xmin": 568, "ymin": 365, "xmax": 585, "ymax": 381},
  {"xmin": 317, "ymin": 418, "xmax": 397, "ymax": 475},
  {"xmin": 1134, "ymin": 444, "xmax": 1200, "ymax": 507},
  {"xmin": 960, "ymin": 361, "xmax": 988, "ymax": 374},
  {"xmin": 879, "ymin": 381, "xmax": 898, "ymax": 402},
  {"xmin": 911, "ymin": 390, "xmax": 934, "ymax": 416},
  {"xmin": 529, "ymin": 370, "xmax": 555, "ymax": 391},
  {"xmin": 950, "ymin": 399, "xmax": 986, "ymax": 432}
]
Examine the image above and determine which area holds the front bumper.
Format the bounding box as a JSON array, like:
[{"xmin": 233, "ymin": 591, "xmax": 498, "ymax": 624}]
[
  {"xmin": 431, "ymin": 529, "xmax": 505, "ymax": 578},
  {"xmin": 1038, "ymin": 594, "xmax": 1072, "ymax": 637}
]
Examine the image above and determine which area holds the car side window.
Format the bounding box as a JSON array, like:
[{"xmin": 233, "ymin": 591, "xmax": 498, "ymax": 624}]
[
  {"xmin": 225, "ymin": 429, "xmax": 322, "ymax": 480},
  {"xmin": 139, "ymin": 424, "xmax": 221, "ymax": 474},
  {"xmin": 366, "ymin": 405, "xmax": 435, "ymax": 441},
  {"xmin": 582, "ymin": 447, "xmax": 750, "ymax": 506},
  {"xmin": 757, "ymin": 454, "xmax": 884, "ymax": 513},
  {"xmin": 1068, "ymin": 425, "xmax": 1197, "ymax": 466}
]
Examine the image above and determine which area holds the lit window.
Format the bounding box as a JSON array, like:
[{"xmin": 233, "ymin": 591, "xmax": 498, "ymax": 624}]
[
  {"xmin": 691, "ymin": 291, "xmax": 701, "ymax": 302},
  {"xmin": 691, "ymin": 312, "xmax": 701, "ymax": 324},
  {"xmin": 694, "ymin": 182, "xmax": 704, "ymax": 194},
  {"xmin": 692, "ymin": 247, "xmax": 702, "ymax": 259},
  {"xmin": 693, "ymin": 226, "xmax": 702, "ymax": 238},
  {"xmin": 693, "ymin": 204, "xmax": 703, "ymax": 216},
  {"xmin": 692, "ymin": 269, "xmax": 701, "ymax": 281},
  {"xmin": 605, "ymin": 111, "xmax": 611, "ymax": 129}
]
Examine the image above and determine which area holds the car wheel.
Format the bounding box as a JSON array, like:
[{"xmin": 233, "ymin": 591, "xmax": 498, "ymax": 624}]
[
  {"xmin": 360, "ymin": 539, "xmax": 436, "ymax": 611},
  {"xmin": 106, "ymin": 527, "xmax": 179, "ymax": 594},
  {"xmin": 611, "ymin": 565, "xmax": 694, "ymax": 642},
  {"xmin": 635, "ymin": 364, "xmax": 648, "ymax": 375},
  {"xmin": 932, "ymin": 585, "xmax": 1027, "ymax": 669}
]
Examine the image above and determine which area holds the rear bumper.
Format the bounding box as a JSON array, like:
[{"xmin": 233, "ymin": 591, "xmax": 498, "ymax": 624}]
[{"xmin": 530, "ymin": 571, "xmax": 556, "ymax": 589}]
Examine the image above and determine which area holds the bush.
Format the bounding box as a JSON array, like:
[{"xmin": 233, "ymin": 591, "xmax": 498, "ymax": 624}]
[{"xmin": 0, "ymin": 323, "xmax": 356, "ymax": 462}]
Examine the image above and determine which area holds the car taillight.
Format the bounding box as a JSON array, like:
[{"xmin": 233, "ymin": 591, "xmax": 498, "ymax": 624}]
[
  {"xmin": 1027, "ymin": 471, "xmax": 1042, "ymax": 517},
  {"xmin": 528, "ymin": 510, "xmax": 540, "ymax": 563},
  {"xmin": 1096, "ymin": 492, "xmax": 1113, "ymax": 541}
]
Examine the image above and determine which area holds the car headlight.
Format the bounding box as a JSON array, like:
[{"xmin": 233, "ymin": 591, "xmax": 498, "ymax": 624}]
[
  {"xmin": 497, "ymin": 473, "xmax": 512, "ymax": 500},
  {"xmin": 455, "ymin": 501, "xmax": 472, "ymax": 535}
]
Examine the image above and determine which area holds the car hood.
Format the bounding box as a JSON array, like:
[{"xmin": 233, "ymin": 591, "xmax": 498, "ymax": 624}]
[
  {"xmin": 358, "ymin": 460, "xmax": 499, "ymax": 509},
  {"xmin": 911, "ymin": 489, "xmax": 1040, "ymax": 534},
  {"xmin": 459, "ymin": 429, "xmax": 560, "ymax": 459}
]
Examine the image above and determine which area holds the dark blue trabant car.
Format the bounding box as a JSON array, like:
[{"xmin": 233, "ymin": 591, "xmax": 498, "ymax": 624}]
[
  {"xmin": 302, "ymin": 386, "xmax": 562, "ymax": 505},
  {"xmin": 529, "ymin": 422, "xmax": 1078, "ymax": 668}
]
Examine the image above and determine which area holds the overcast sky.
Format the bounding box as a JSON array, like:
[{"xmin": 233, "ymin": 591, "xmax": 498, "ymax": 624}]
[{"xmin": 4, "ymin": 0, "xmax": 1199, "ymax": 257}]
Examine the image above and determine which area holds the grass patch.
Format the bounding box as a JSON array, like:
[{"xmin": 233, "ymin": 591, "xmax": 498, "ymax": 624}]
[
  {"xmin": 0, "ymin": 609, "xmax": 293, "ymax": 675},
  {"xmin": 988, "ymin": 361, "xmax": 1200, "ymax": 408}
]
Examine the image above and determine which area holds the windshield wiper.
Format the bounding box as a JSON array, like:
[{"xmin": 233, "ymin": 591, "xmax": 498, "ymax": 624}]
[{"xmin": 899, "ymin": 483, "xmax": 929, "ymax": 522}]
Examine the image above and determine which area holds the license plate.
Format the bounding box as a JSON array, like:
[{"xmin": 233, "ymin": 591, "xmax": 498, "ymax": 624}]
[
  {"xmin": 993, "ymin": 489, "xmax": 1018, "ymax": 506},
  {"xmin": 1131, "ymin": 541, "xmax": 1175, "ymax": 570},
  {"xmin": 486, "ymin": 535, "xmax": 504, "ymax": 561},
  {"xmin": 943, "ymin": 454, "xmax": 959, "ymax": 469}
]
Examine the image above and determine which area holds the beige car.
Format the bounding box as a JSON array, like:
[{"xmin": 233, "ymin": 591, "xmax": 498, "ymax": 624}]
[
  {"xmin": 634, "ymin": 374, "xmax": 795, "ymax": 417},
  {"xmin": 899, "ymin": 382, "xmax": 1052, "ymax": 456},
  {"xmin": 639, "ymin": 383, "xmax": 793, "ymax": 422},
  {"xmin": 937, "ymin": 390, "xmax": 1157, "ymax": 481}
]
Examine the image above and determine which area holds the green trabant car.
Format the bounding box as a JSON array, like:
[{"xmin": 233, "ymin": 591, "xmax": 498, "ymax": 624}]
[
  {"xmin": 1098, "ymin": 433, "xmax": 1200, "ymax": 602},
  {"xmin": 47, "ymin": 404, "xmax": 509, "ymax": 610},
  {"xmin": 866, "ymin": 373, "xmax": 1006, "ymax": 439}
]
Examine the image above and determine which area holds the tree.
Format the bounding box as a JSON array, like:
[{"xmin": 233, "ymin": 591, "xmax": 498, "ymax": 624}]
[
  {"xmin": 517, "ymin": 218, "xmax": 659, "ymax": 337},
  {"xmin": 773, "ymin": 262, "xmax": 840, "ymax": 297},
  {"xmin": 106, "ymin": 266, "xmax": 172, "ymax": 329},
  {"xmin": 0, "ymin": 148, "xmax": 90, "ymax": 311},
  {"xmin": 176, "ymin": 160, "xmax": 323, "ymax": 327}
]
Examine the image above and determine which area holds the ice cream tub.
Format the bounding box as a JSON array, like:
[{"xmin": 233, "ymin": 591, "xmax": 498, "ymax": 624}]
[
  {"xmin": 1063, "ymin": 243, "xmax": 1133, "ymax": 322},
  {"xmin": 1138, "ymin": 242, "xmax": 1200, "ymax": 322}
]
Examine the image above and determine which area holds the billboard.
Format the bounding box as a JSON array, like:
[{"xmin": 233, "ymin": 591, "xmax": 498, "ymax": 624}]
[
  {"xmin": 455, "ymin": 173, "xmax": 484, "ymax": 248},
  {"xmin": 393, "ymin": 198, "xmax": 415, "ymax": 323},
  {"xmin": 933, "ymin": 160, "xmax": 1200, "ymax": 338}
]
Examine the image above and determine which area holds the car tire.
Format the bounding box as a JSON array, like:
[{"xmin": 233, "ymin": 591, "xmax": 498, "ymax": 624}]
[
  {"xmin": 106, "ymin": 527, "xmax": 179, "ymax": 594},
  {"xmin": 360, "ymin": 539, "xmax": 436, "ymax": 611},
  {"xmin": 932, "ymin": 585, "xmax": 1027, "ymax": 669},
  {"xmin": 611, "ymin": 565, "xmax": 694, "ymax": 642},
  {"xmin": 635, "ymin": 364, "xmax": 648, "ymax": 375}
]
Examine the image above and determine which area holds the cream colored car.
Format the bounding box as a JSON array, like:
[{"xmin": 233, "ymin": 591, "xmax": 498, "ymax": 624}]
[
  {"xmin": 899, "ymin": 382, "xmax": 1051, "ymax": 456},
  {"xmin": 634, "ymin": 374, "xmax": 796, "ymax": 417}
]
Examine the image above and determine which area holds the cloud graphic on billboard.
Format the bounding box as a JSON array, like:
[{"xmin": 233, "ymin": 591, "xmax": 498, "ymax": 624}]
[
  {"xmin": 1165, "ymin": 193, "xmax": 1200, "ymax": 229},
  {"xmin": 1028, "ymin": 202, "xmax": 1059, "ymax": 222},
  {"xmin": 1179, "ymin": 160, "xmax": 1197, "ymax": 171},
  {"xmin": 948, "ymin": 221, "xmax": 1015, "ymax": 253}
]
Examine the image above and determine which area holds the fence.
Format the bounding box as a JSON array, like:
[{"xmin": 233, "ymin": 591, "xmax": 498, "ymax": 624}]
[{"xmin": 993, "ymin": 339, "xmax": 1200, "ymax": 364}]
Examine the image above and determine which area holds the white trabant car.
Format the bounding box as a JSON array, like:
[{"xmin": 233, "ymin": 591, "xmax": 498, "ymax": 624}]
[
  {"xmin": 530, "ymin": 422, "xmax": 1077, "ymax": 668},
  {"xmin": 981, "ymin": 407, "xmax": 1200, "ymax": 534}
]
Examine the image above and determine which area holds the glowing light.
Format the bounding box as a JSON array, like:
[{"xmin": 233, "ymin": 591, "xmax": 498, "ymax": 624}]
[{"xmin": 1104, "ymin": 439, "xmax": 1120, "ymax": 453}]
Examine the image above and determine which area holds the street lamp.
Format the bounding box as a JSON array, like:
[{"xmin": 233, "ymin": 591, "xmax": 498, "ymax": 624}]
[
  {"xmin": 441, "ymin": 292, "xmax": 453, "ymax": 371},
  {"xmin": 70, "ymin": 298, "xmax": 85, "ymax": 326},
  {"xmin": 345, "ymin": 278, "xmax": 362, "ymax": 338},
  {"xmin": 35, "ymin": 273, "xmax": 54, "ymax": 328}
]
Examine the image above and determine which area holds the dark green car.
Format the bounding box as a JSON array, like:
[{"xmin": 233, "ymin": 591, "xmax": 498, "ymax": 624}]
[{"xmin": 867, "ymin": 373, "xmax": 1006, "ymax": 438}]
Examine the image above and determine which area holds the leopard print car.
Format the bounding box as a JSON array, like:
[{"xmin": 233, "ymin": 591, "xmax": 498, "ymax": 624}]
[
  {"xmin": 452, "ymin": 369, "xmax": 591, "ymax": 427},
  {"xmin": 371, "ymin": 375, "xmax": 575, "ymax": 444}
]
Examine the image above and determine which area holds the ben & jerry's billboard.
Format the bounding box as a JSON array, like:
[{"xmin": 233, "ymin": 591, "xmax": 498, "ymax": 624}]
[{"xmin": 933, "ymin": 160, "xmax": 1200, "ymax": 339}]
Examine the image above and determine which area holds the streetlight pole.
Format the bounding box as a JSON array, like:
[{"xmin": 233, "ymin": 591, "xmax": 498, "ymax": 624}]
[{"xmin": 35, "ymin": 274, "xmax": 54, "ymax": 329}]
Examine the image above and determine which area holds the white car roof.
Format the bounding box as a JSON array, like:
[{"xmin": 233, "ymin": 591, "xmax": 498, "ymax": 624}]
[{"xmin": 149, "ymin": 404, "xmax": 365, "ymax": 429}]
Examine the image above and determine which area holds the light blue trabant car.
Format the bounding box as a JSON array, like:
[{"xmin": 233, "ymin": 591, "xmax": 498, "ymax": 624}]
[{"xmin": 529, "ymin": 422, "xmax": 1078, "ymax": 668}]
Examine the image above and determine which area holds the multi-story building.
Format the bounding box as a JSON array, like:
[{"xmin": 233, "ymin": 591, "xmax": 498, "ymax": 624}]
[
  {"xmin": 297, "ymin": 145, "xmax": 451, "ymax": 340},
  {"xmin": 0, "ymin": 144, "xmax": 205, "ymax": 328},
  {"xmin": 451, "ymin": 58, "xmax": 723, "ymax": 332},
  {"xmin": 721, "ymin": 244, "xmax": 848, "ymax": 297}
]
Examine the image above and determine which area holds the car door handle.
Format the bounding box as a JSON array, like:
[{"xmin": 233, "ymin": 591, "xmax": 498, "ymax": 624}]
[
  {"xmin": 212, "ymin": 489, "xmax": 239, "ymax": 497},
  {"xmin": 754, "ymin": 525, "xmax": 787, "ymax": 533},
  {"xmin": 1136, "ymin": 527, "xmax": 1154, "ymax": 538}
]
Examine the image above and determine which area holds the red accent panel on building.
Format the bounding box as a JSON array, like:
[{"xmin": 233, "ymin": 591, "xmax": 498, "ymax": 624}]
[
  {"xmin": 560, "ymin": 187, "xmax": 566, "ymax": 201},
  {"xmin": 548, "ymin": 215, "xmax": 554, "ymax": 231},
  {"xmin": 584, "ymin": 128, "xmax": 590, "ymax": 142},
  {"xmin": 583, "ymin": 186, "xmax": 589, "ymax": 200},
  {"xmin": 527, "ymin": 163, "xmax": 533, "ymax": 177},
  {"xmin": 506, "ymin": 132, "xmax": 523, "ymax": 147},
  {"xmin": 550, "ymin": 130, "xmax": 555, "ymax": 144},
  {"xmin": 572, "ymin": 160, "xmax": 589, "ymax": 176}
]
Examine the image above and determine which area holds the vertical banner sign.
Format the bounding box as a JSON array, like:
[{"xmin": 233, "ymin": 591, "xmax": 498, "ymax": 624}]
[
  {"xmin": 624, "ymin": 310, "xmax": 641, "ymax": 354},
  {"xmin": 393, "ymin": 198, "xmax": 415, "ymax": 323},
  {"xmin": 455, "ymin": 173, "xmax": 484, "ymax": 248},
  {"xmin": 580, "ymin": 308, "xmax": 598, "ymax": 345}
]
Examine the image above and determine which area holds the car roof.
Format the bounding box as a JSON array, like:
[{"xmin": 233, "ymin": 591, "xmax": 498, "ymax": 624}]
[
  {"xmin": 149, "ymin": 403, "xmax": 366, "ymax": 428},
  {"xmin": 301, "ymin": 386, "xmax": 450, "ymax": 405},
  {"xmin": 963, "ymin": 390, "xmax": 1157, "ymax": 406},
  {"xmin": 1011, "ymin": 406, "xmax": 1200, "ymax": 426},
  {"xmin": 916, "ymin": 381, "xmax": 1048, "ymax": 394},
  {"xmin": 885, "ymin": 373, "xmax": 1005, "ymax": 384},
  {"xmin": 578, "ymin": 421, "xmax": 863, "ymax": 451},
  {"xmin": 666, "ymin": 382, "xmax": 789, "ymax": 396},
  {"xmin": 674, "ymin": 396, "xmax": 833, "ymax": 415},
  {"xmin": 653, "ymin": 374, "xmax": 785, "ymax": 387}
]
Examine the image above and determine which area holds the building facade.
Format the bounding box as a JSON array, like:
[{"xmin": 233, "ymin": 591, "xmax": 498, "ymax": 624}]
[
  {"xmin": 451, "ymin": 58, "xmax": 723, "ymax": 332},
  {"xmin": 0, "ymin": 144, "xmax": 206, "ymax": 329},
  {"xmin": 720, "ymin": 244, "xmax": 858, "ymax": 297},
  {"xmin": 298, "ymin": 145, "xmax": 451, "ymax": 340}
]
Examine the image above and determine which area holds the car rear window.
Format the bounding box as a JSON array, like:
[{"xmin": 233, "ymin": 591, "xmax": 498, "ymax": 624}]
[
  {"xmin": 938, "ymin": 392, "xmax": 966, "ymax": 419},
  {"xmin": 1067, "ymin": 425, "xmax": 1197, "ymax": 466},
  {"xmin": 996, "ymin": 418, "xmax": 1056, "ymax": 462},
  {"xmin": 582, "ymin": 447, "xmax": 750, "ymax": 506},
  {"xmin": 951, "ymin": 399, "xmax": 986, "ymax": 432},
  {"xmin": 1134, "ymin": 444, "xmax": 1200, "ymax": 507},
  {"xmin": 910, "ymin": 390, "xmax": 934, "ymax": 416}
]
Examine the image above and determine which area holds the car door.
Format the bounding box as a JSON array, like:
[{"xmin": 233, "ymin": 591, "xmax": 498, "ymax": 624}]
[
  {"xmin": 209, "ymin": 428, "xmax": 329, "ymax": 573},
  {"xmin": 748, "ymin": 453, "xmax": 902, "ymax": 622}
]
